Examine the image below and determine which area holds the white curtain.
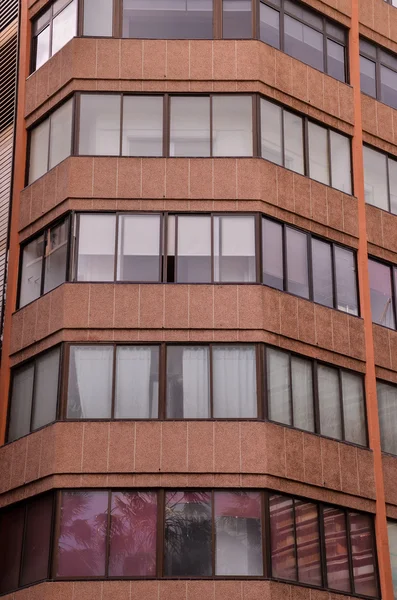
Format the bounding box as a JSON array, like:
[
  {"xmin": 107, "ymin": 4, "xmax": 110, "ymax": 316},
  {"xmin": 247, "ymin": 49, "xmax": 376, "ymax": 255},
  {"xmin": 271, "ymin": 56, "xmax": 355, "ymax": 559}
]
[
  {"xmin": 212, "ymin": 346, "xmax": 256, "ymax": 418},
  {"xmin": 115, "ymin": 347, "xmax": 158, "ymax": 418},
  {"xmin": 181, "ymin": 347, "xmax": 210, "ymax": 418},
  {"xmin": 68, "ymin": 346, "xmax": 113, "ymax": 418}
]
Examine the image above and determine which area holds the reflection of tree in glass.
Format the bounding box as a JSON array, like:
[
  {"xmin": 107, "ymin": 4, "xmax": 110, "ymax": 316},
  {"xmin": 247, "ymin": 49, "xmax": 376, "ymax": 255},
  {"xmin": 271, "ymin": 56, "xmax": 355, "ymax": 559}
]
[
  {"xmin": 109, "ymin": 491, "xmax": 157, "ymax": 576},
  {"xmin": 165, "ymin": 491, "xmax": 212, "ymax": 576}
]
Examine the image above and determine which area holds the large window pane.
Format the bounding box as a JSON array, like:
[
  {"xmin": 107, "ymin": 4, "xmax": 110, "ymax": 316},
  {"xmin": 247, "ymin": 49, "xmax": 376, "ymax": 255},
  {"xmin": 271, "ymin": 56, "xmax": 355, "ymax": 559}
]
[
  {"xmin": 368, "ymin": 259, "xmax": 395, "ymax": 328},
  {"xmin": 381, "ymin": 65, "xmax": 397, "ymax": 110},
  {"xmin": 291, "ymin": 356, "xmax": 314, "ymax": 432},
  {"xmin": 330, "ymin": 131, "xmax": 351, "ymax": 194},
  {"xmin": 215, "ymin": 491, "xmax": 263, "ymax": 576},
  {"xmin": 49, "ymin": 99, "xmax": 73, "ymax": 169},
  {"xmin": 123, "ymin": 0, "xmax": 213, "ymax": 39},
  {"xmin": 363, "ymin": 146, "xmax": 388, "ymax": 210},
  {"xmin": 260, "ymin": 2, "xmax": 280, "ymax": 48},
  {"xmin": 170, "ymin": 97, "xmax": 210, "ymax": 157},
  {"xmin": 295, "ymin": 501, "xmax": 321, "ymax": 585},
  {"xmin": 8, "ymin": 364, "xmax": 35, "ymax": 442},
  {"xmin": 284, "ymin": 111, "xmax": 304, "ymax": 174},
  {"xmin": 67, "ymin": 346, "xmax": 113, "ymax": 418},
  {"xmin": 312, "ymin": 239, "xmax": 333, "ymax": 308},
  {"xmin": 213, "ymin": 345, "xmax": 257, "ymax": 418},
  {"xmin": 77, "ymin": 214, "xmax": 116, "ymax": 281},
  {"xmin": 324, "ymin": 507, "xmax": 350, "ymax": 592},
  {"xmin": 57, "ymin": 491, "xmax": 108, "ymax": 577},
  {"xmin": 342, "ymin": 372, "xmax": 366, "ymax": 446},
  {"xmin": 213, "ymin": 96, "xmax": 253, "ymax": 156},
  {"xmin": 52, "ymin": 0, "xmax": 77, "ymax": 55},
  {"xmin": 83, "ymin": 0, "xmax": 113, "ymax": 36},
  {"xmin": 262, "ymin": 218, "xmax": 283, "ymax": 290},
  {"xmin": 122, "ymin": 96, "xmax": 163, "ymax": 156},
  {"xmin": 0, "ymin": 505, "xmax": 24, "ymax": 593},
  {"xmin": 115, "ymin": 346, "xmax": 159, "ymax": 418},
  {"xmin": 260, "ymin": 98, "xmax": 282, "ymax": 165},
  {"xmin": 19, "ymin": 235, "xmax": 44, "ymax": 307},
  {"xmin": 214, "ymin": 215, "xmax": 256, "ymax": 282},
  {"xmin": 286, "ymin": 227, "xmax": 309, "ymax": 298},
  {"xmin": 36, "ymin": 26, "xmax": 50, "ymax": 70},
  {"xmin": 267, "ymin": 348, "xmax": 291, "ymax": 426},
  {"xmin": 166, "ymin": 346, "xmax": 210, "ymax": 418},
  {"xmin": 176, "ymin": 216, "xmax": 212, "ymax": 283},
  {"xmin": 223, "ymin": 0, "xmax": 252, "ymax": 38},
  {"xmin": 43, "ymin": 219, "xmax": 69, "ymax": 294},
  {"xmin": 29, "ymin": 119, "xmax": 49, "ymax": 184},
  {"xmin": 327, "ymin": 39, "xmax": 345, "ymax": 82},
  {"xmin": 117, "ymin": 215, "xmax": 160, "ymax": 282},
  {"xmin": 318, "ymin": 364, "xmax": 342, "ymax": 440},
  {"xmin": 388, "ymin": 521, "xmax": 397, "ymax": 598},
  {"xmin": 270, "ymin": 495, "xmax": 296, "ymax": 580},
  {"xmin": 360, "ymin": 55, "xmax": 376, "ymax": 97},
  {"xmin": 164, "ymin": 491, "xmax": 212, "ymax": 576},
  {"xmin": 109, "ymin": 491, "xmax": 157, "ymax": 576},
  {"xmin": 377, "ymin": 381, "xmax": 397, "ymax": 454},
  {"xmin": 349, "ymin": 512, "xmax": 378, "ymax": 597},
  {"xmin": 79, "ymin": 95, "xmax": 121, "ymax": 156},
  {"xmin": 334, "ymin": 246, "xmax": 358, "ymax": 316},
  {"xmin": 389, "ymin": 157, "xmax": 397, "ymax": 215},
  {"xmin": 308, "ymin": 122, "xmax": 329, "ymax": 185},
  {"xmin": 31, "ymin": 348, "xmax": 60, "ymax": 431},
  {"xmin": 20, "ymin": 495, "xmax": 53, "ymax": 586},
  {"xmin": 285, "ymin": 16, "xmax": 323, "ymax": 72}
]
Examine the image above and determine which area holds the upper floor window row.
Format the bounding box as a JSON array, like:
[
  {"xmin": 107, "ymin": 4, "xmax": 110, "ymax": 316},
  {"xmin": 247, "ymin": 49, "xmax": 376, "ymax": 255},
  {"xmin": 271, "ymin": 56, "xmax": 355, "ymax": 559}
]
[
  {"xmin": 364, "ymin": 144, "xmax": 397, "ymax": 215},
  {"xmin": 368, "ymin": 257, "xmax": 397, "ymax": 330},
  {"xmin": 27, "ymin": 93, "xmax": 353, "ymax": 195},
  {"xmin": 18, "ymin": 212, "xmax": 359, "ymax": 316},
  {"xmin": 0, "ymin": 488, "xmax": 378, "ymax": 597},
  {"xmin": 8, "ymin": 342, "xmax": 367, "ymax": 448},
  {"xmin": 360, "ymin": 38, "xmax": 397, "ymax": 110},
  {"xmin": 32, "ymin": 0, "xmax": 347, "ymax": 82}
]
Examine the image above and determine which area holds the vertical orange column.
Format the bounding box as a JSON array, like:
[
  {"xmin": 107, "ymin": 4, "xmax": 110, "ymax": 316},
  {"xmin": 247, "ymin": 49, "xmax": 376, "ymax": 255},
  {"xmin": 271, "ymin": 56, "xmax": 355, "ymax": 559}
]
[
  {"xmin": 350, "ymin": 0, "xmax": 393, "ymax": 597},
  {"xmin": 0, "ymin": 0, "xmax": 29, "ymax": 442}
]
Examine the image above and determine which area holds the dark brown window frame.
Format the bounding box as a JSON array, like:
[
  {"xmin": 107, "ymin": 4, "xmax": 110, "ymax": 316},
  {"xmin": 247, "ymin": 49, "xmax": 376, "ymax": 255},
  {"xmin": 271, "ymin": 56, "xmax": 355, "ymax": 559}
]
[{"xmin": 359, "ymin": 37, "xmax": 397, "ymax": 108}]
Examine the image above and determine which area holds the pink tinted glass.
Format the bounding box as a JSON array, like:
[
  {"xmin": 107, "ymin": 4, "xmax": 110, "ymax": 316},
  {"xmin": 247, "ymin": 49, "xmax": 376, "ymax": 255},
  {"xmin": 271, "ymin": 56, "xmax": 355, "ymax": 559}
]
[
  {"xmin": 270, "ymin": 495, "xmax": 296, "ymax": 580},
  {"xmin": 324, "ymin": 506, "xmax": 351, "ymax": 592}
]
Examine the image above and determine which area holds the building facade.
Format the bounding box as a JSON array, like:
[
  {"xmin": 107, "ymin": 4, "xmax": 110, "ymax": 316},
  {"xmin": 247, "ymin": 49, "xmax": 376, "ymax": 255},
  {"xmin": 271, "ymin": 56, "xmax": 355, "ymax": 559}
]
[{"xmin": 2, "ymin": 0, "xmax": 397, "ymax": 598}]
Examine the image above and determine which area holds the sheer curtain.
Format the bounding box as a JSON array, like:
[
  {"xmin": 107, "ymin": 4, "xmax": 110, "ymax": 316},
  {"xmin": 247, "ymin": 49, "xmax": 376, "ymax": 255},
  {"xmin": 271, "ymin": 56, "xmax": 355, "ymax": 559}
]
[
  {"xmin": 182, "ymin": 347, "xmax": 210, "ymax": 417},
  {"xmin": 213, "ymin": 346, "xmax": 256, "ymax": 417},
  {"xmin": 115, "ymin": 347, "xmax": 158, "ymax": 418},
  {"xmin": 67, "ymin": 346, "xmax": 113, "ymax": 418}
]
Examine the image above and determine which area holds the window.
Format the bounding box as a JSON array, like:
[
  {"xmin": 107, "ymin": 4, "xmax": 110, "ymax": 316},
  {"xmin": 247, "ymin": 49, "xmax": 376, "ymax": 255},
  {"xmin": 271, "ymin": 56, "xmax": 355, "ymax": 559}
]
[
  {"xmin": 79, "ymin": 95, "xmax": 121, "ymax": 156},
  {"xmin": 8, "ymin": 348, "xmax": 61, "ymax": 443},
  {"xmin": 377, "ymin": 380, "xmax": 397, "ymax": 455},
  {"xmin": 122, "ymin": 96, "xmax": 163, "ymax": 157},
  {"xmin": 364, "ymin": 145, "xmax": 397, "ymax": 215},
  {"xmin": 83, "ymin": 0, "xmax": 113, "ymax": 36},
  {"xmin": 368, "ymin": 258, "xmax": 397, "ymax": 329},
  {"xmin": 360, "ymin": 38, "xmax": 397, "ymax": 109},
  {"xmin": 260, "ymin": 98, "xmax": 352, "ymax": 193},
  {"xmin": 387, "ymin": 520, "xmax": 397, "ymax": 599},
  {"xmin": 223, "ymin": 0, "xmax": 252, "ymax": 39},
  {"xmin": 32, "ymin": 0, "xmax": 77, "ymax": 71},
  {"xmin": 19, "ymin": 216, "xmax": 70, "ymax": 307}
]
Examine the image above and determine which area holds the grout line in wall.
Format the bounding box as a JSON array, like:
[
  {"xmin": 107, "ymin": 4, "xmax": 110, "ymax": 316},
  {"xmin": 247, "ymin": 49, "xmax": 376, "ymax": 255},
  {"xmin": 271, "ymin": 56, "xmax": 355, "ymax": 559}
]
[
  {"xmin": 80, "ymin": 423, "xmax": 85, "ymax": 472},
  {"xmin": 106, "ymin": 423, "xmax": 110, "ymax": 472}
]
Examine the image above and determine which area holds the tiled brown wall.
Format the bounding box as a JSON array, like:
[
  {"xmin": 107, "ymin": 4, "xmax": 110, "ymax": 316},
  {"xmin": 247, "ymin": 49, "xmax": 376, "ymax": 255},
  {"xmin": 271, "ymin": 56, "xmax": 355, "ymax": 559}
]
[
  {"xmin": 359, "ymin": 0, "xmax": 397, "ymax": 53},
  {"xmin": 366, "ymin": 205, "xmax": 397, "ymax": 261},
  {"xmin": 373, "ymin": 324, "xmax": 397, "ymax": 370}
]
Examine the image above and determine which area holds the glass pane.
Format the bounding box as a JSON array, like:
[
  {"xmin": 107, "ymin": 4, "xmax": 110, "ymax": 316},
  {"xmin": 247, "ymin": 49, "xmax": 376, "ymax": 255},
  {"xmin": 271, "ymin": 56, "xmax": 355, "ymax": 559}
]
[
  {"xmin": 360, "ymin": 55, "xmax": 376, "ymax": 97},
  {"xmin": 267, "ymin": 348, "xmax": 291, "ymax": 425},
  {"xmin": 20, "ymin": 495, "xmax": 53, "ymax": 586},
  {"xmin": 284, "ymin": 111, "xmax": 304, "ymax": 174},
  {"xmin": 308, "ymin": 122, "xmax": 329, "ymax": 185},
  {"xmin": 49, "ymin": 98, "xmax": 73, "ymax": 169},
  {"xmin": 312, "ymin": 238, "xmax": 333, "ymax": 308},
  {"xmin": 377, "ymin": 381, "xmax": 397, "ymax": 455},
  {"xmin": 223, "ymin": 0, "xmax": 252, "ymax": 38},
  {"xmin": 170, "ymin": 97, "xmax": 210, "ymax": 157},
  {"xmin": 67, "ymin": 346, "xmax": 113, "ymax": 418},
  {"xmin": 260, "ymin": 2, "xmax": 280, "ymax": 48},
  {"xmin": 324, "ymin": 506, "xmax": 351, "ymax": 592},
  {"xmin": 117, "ymin": 215, "xmax": 160, "ymax": 282},
  {"xmin": 166, "ymin": 346, "xmax": 210, "ymax": 418},
  {"xmin": 388, "ymin": 521, "xmax": 397, "ymax": 599},
  {"xmin": 43, "ymin": 218, "xmax": 69, "ymax": 294},
  {"xmin": 176, "ymin": 216, "xmax": 211, "ymax": 283},
  {"xmin": 31, "ymin": 348, "xmax": 60, "ymax": 431},
  {"xmin": 291, "ymin": 356, "xmax": 314, "ymax": 432},
  {"xmin": 123, "ymin": 0, "xmax": 213, "ymax": 39},
  {"xmin": 77, "ymin": 214, "xmax": 116, "ymax": 281},
  {"xmin": 330, "ymin": 130, "xmax": 351, "ymax": 194},
  {"xmin": 52, "ymin": 0, "xmax": 77, "ymax": 55},
  {"xmin": 213, "ymin": 96, "xmax": 253, "ymax": 156},
  {"xmin": 213, "ymin": 345, "xmax": 257, "ymax": 418},
  {"xmin": 260, "ymin": 98, "xmax": 282, "ymax": 165},
  {"xmin": 363, "ymin": 145, "xmax": 388, "ymax": 210},
  {"xmin": 83, "ymin": 0, "xmax": 113, "ymax": 36},
  {"xmin": 215, "ymin": 491, "xmax": 263, "ymax": 576},
  {"xmin": 0, "ymin": 504, "xmax": 24, "ymax": 593},
  {"xmin": 284, "ymin": 0, "xmax": 322, "ymax": 27},
  {"xmin": 286, "ymin": 227, "xmax": 309, "ymax": 298},
  {"xmin": 295, "ymin": 501, "xmax": 321, "ymax": 586},
  {"xmin": 115, "ymin": 346, "xmax": 159, "ymax": 418},
  {"xmin": 327, "ymin": 39, "xmax": 345, "ymax": 82},
  {"xmin": 360, "ymin": 39, "xmax": 377, "ymax": 59},
  {"xmin": 214, "ymin": 215, "xmax": 256, "ymax": 282},
  {"xmin": 342, "ymin": 371, "xmax": 366, "ymax": 446},
  {"xmin": 335, "ymin": 246, "xmax": 358, "ymax": 316},
  {"xmin": 389, "ymin": 157, "xmax": 397, "ymax": 215},
  {"xmin": 381, "ymin": 65, "xmax": 397, "ymax": 110},
  {"xmin": 368, "ymin": 259, "xmax": 395, "ymax": 328},
  {"xmin": 380, "ymin": 48, "xmax": 397, "ymax": 71},
  {"xmin": 35, "ymin": 26, "xmax": 50, "ymax": 70},
  {"xmin": 57, "ymin": 491, "xmax": 108, "ymax": 577},
  {"xmin": 270, "ymin": 495, "xmax": 296, "ymax": 580},
  {"xmin": 326, "ymin": 21, "xmax": 345, "ymax": 43},
  {"xmin": 79, "ymin": 94, "xmax": 121, "ymax": 156},
  {"xmin": 349, "ymin": 512, "xmax": 378, "ymax": 597},
  {"xmin": 19, "ymin": 234, "xmax": 44, "ymax": 307},
  {"xmin": 8, "ymin": 363, "xmax": 35, "ymax": 442},
  {"xmin": 284, "ymin": 15, "xmax": 324, "ymax": 72},
  {"xmin": 164, "ymin": 490, "xmax": 212, "ymax": 576},
  {"xmin": 262, "ymin": 217, "xmax": 283, "ymax": 290},
  {"xmin": 33, "ymin": 9, "xmax": 51, "ymax": 33},
  {"xmin": 122, "ymin": 96, "xmax": 163, "ymax": 157},
  {"xmin": 109, "ymin": 491, "xmax": 157, "ymax": 576},
  {"xmin": 318, "ymin": 364, "xmax": 342, "ymax": 440},
  {"xmin": 29, "ymin": 119, "xmax": 49, "ymax": 184}
]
